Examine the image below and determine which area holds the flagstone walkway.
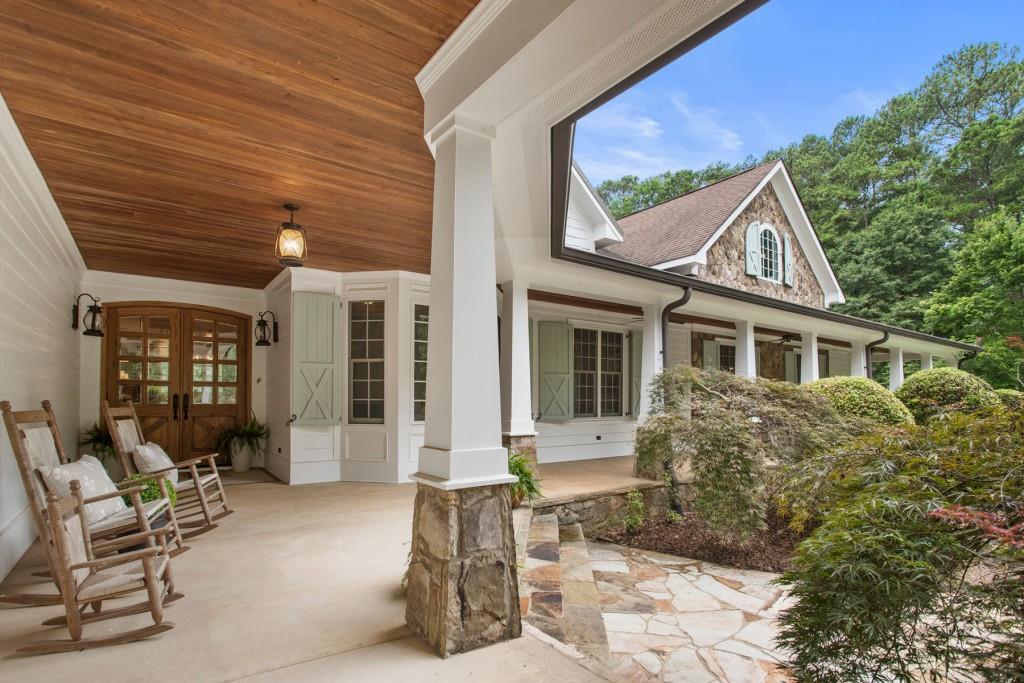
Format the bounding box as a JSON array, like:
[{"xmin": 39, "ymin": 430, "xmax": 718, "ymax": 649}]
[{"xmin": 518, "ymin": 512, "xmax": 795, "ymax": 682}]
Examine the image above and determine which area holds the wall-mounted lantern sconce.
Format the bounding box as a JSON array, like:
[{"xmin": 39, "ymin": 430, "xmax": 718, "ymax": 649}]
[
  {"xmin": 72, "ymin": 293, "xmax": 104, "ymax": 337},
  {"xmin": 255, "ymin": 311, "xmax": 279, "ymax": 347},
  {"xmin": 275, "ymin": 203, "xmax": 307, "ymax": 267}
]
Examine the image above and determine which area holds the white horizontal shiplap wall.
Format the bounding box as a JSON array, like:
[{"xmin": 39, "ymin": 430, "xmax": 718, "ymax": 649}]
[
  {"xmin": 0, "ymin": 95, "xmax": 86, "ymax": 580},
  {"xmin": 536, "ymin": 418, "xmax": 636, "ymax": 463}
]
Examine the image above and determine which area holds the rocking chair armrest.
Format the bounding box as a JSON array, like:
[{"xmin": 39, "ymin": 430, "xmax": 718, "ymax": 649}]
[
  {"xmin": 71, "ymin": 545, "xmax": 162, "ymax": 571},
  {"xmin": 172, "ymin": 455, "xmax": 213, "ymax": 470},
  {"xmin": 85, "ymin": 486, "xmax": 144, "ymax": 504},
  {"xmin": 91, "ymin": 527, "xmax": 170, "ymax": 553}
]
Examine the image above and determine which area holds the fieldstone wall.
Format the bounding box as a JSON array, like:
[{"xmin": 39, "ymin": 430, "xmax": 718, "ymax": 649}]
[
  {"xmin": 405, "ymin": 482, "xmax": 521, "ymax": 657},
  {"xmin": 690, "ymin": 330, "xmax": 787, "ymax": 381},
  {"xmin": 701, "ymin": 184, "xmax": 826, "ymax": 308},
  {"xmin": 502, "ymin": 433, "xmax": 537, "ymax": 468},
  {"xmin": 533, "ymin": 482, "xmax": 680, "ymax": 536}
]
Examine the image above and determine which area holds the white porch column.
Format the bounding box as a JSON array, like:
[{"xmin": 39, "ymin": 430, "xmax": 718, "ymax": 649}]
[
  {"xmin": 735, "ymin": 320, "xmax": 757, "ymax": 379},
  {"xmin": 637, "ymin": 304, "xmax": 662, "ymax": 419},
  {"xmin": 920, "ymin": 351, "xmax": 933, "ymax": 370},
  {"xmin": 889, "ymin": 347, "xmax": 905, "ymax": 391},
  {"xmin": 800, "ymin": 332, "xmax": 819, "ymax": 384},
  {"xmin": 406, "ymin": 116, "xmax": 519, "ymax": 658},
  {"xmin": 499, "ymin": 280, "xmax": 536, "ymax": 462},
  {"xmin": 850, "ymin": 341, "xmax": 868, "ymax": 377}
]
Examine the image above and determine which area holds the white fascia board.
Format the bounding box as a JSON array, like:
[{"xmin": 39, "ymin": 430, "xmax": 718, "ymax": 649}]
[{"xmin": 649, "ymin": 161, "xmax": 782, "ymax": 272}]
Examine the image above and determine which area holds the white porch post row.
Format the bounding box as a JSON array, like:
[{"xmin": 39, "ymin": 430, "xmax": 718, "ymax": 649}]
[
  {"xmin": 735, "ymin": 320, "xmax": 757, "ymax": 379},
  {"xmin": 637, "ymin": 304, "xmax": 662, "ymax": 418},
  {"xmin": 406, "ymin": 116, "xmax": 519, "ymax": 657},
  {"xmin": 889, "ymin": 346, "xmax": 905, "ymax": 391},
  {"xmin": 850, "ymin": 341, "xmax": 868, "ymax": 377},
  {"xmin": 500, "ymin": 280, "xmax": 535, "ymax": 436},
  {"xmin": 920, "ymin": 352, "xmax": 933, "ymax": 370},
  {"xmin": 800, "ymin": 332, "xmax": 819, "ymax": 384}
]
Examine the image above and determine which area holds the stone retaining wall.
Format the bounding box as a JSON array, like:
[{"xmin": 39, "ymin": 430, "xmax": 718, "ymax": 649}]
[{"xmin": 532, "ymin": 481, "xmax": 689, "ymax": 536}]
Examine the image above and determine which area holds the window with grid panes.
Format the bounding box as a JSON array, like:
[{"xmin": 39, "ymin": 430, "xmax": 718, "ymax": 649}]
[
  {"xmin": 719, "ymin": 344, "xmax": 736, "ymax": 374},
  {"xmin": 350, "ymin": 301, "xmax": 385, "ymax": 423},
  {"xmin": 573, "ymin": 327, "xmax": 624, "ymax": 417},
  {"xmin": 412, "ymin": 304, "xmax": 428, "ymax": 422}
]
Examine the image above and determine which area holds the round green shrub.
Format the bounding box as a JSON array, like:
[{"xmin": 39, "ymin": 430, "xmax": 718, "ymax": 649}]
[
  {"xmin": 806, "ymin": 376, "xmax": 914, "ymax": 425},
  {"xmin": 995, "ymin": 388, "xmax": 1024, "ymax": 410},
  {"xmin": 120, "ymin": 473, "xmax": 177, "ymax": 508},
  {"xmin": 895, "ymin": 367, "xmax": 1000, "ymax": 422}
]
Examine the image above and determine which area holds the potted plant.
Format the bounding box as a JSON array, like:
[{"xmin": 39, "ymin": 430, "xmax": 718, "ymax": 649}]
[
  {"xmin": 80, "ymin": 422, "xmax": 122, "ymax": 479},
  {"xmin": 508, "ymin": 451, "xmax": 540, "ymax": 508},
  {"xmin": 216, "ymin": 417, "xmax": 269, "ymax": 473}
]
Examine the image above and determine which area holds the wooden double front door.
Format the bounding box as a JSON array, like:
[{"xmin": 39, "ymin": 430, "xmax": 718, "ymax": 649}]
[{"xmin": 103, "ymin": 303, "xmax": 251, "ymax": 462}]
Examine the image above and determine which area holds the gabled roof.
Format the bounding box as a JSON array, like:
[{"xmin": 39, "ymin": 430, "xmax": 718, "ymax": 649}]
[{"xmin": 599, "ymin": 160, "xmax": 778, "ymax": 266}]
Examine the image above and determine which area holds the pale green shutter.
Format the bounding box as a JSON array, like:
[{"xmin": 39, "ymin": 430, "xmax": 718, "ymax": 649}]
[
  {"xmin": 745, "ymin": 223, "xmax": 761, "ymax": 276},
  {"xmin": 785, "ymin": 350, "xmax": 798, "ymax": 384},
  {"xmin": 292, "ymin": 292, "xmax": 343, "ymax": 425},
  {"xmin": 538, "ymin": 321, "xmax": 571, "ymax": 422},
  {"xmin": 702, "ymin": 339, "xmax": 720, "ymax": 370},
  {"xmin": 630, "ymin": 330, "xmax": 643, "ymax": 416},
  {"xmin": 755, "ymin": 345, "xmax": 762, "ymax": 377},
  {"xmin": 783, "ymin": 233, "xmax": 794, "ymax": 286}
]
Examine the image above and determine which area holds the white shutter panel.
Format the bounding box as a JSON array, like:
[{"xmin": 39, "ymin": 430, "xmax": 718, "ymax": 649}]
[
  {"xmin": 630, "ymin": 330, "xmax": 643, "ymax": 416},
  {"xmin": 745, "ymin": 223, "xmax": 761, "ymax": 276},
  {"xmin": 702, "ymin": 340, "xmax": 720, "ymax": 371},
  {"xmin": 292, "ymin": 292, "xmax": 342, "ymax": 425},
  {"xmin": 783, "ymin": 233, "xmax": 795, "ymax": 286},
  {"xmin": 537, "ymin": 321, "xmax": 571, "ymax": 422},
  {"xmin": 785, "ymin": 350, "xmax": 798, "ymax": 384}
]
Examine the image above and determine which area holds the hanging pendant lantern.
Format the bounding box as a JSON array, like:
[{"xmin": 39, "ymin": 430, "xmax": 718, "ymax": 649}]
[{"xmin": 275, "ymin": 203, "xmax": 307, "ymax": 267}]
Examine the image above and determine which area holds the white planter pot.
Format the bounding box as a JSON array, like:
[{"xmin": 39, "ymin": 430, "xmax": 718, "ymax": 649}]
[{"xmin": 230, "ymin": 441, "xmax": 255, "ymax": 473}]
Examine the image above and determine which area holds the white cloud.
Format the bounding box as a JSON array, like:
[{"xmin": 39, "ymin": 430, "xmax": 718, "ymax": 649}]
[
  {"xmin": 838, "ymin": 87, "xmax": 890, "ymax": 115},
  {"xmin": 671, "ymin": 95, "xmax": 743, "ymax": 151},
  {"xmin": 582, "ymin": 103, "xmax": 664, "ymax": 140}
]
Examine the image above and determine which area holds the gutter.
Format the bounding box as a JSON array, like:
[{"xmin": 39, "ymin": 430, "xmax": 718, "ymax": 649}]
[
  {"xmin": 548, "ymin": 232, "xmax": 981, "ymax": 353},
  {"xmin": 661, "ymin": 286, "xmax": 692, "ymax": 364},
  {"xmin": 958, "ymin": 350, "xmax": 978, "ymax": 369},
  {"xmin": 864, "ymin": 331, "xmax": 889, "ymax": 381}
]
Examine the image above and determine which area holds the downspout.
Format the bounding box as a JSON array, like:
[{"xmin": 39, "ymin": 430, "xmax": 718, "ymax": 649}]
[
  {"xmin": 957, "ymin": 350, "xmax": 977, "ymax": 369},
  {"xmin": 659, "ymin": 285, "xmax": 691, "ymax": 516},
  {"xmin": 661, "ymin": 286, "xmax": 692, "ymax": 366},
  {"xmin": 865, "ymin": 331, "xmax": 889, "ymax": 380}
]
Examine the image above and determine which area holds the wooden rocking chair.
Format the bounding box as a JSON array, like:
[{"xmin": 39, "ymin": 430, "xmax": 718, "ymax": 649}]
[
  {"xmin": 103, "ymin": 400, "xmax": 231, "ymax": 536},
  {"xmin": 0, "ymin": 400, "xmax": 185, "ymax": 607},
  {"xmin": 18, "ymin": 481, "xmax": 181, "ymax": 654}
]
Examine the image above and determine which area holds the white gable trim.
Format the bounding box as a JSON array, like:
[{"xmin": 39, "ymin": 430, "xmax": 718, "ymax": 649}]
[{"xmin": 651, "ymin": 161, "xmax": 846, "ymax": 306}]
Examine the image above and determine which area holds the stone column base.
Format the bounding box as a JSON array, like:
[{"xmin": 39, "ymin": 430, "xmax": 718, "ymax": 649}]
[
  {"xmin": 405, "ymin": 482, "xmax": 521, "ymax": 657},
  {"xmin": 502, "ymin": 433, "xmax": 537, "ymax": 469}
]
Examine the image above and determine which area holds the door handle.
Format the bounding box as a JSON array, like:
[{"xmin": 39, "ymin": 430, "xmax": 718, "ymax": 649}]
[
  {"xmin": 182, "ymin": 393, "xmax": 190, "ymax": 420},
  {"xmin": 172, "ymin": 393, "xmax": 179, "ymax": 420}
]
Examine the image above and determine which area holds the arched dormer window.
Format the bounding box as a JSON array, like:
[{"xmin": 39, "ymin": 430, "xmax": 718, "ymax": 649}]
[
  {"xmin": 759, "ymin": 225, "xmax": 781, "ymax": 282},
  {"xmin": 745, "ymin": 221, "xmax": 793, "ymax": 286}
]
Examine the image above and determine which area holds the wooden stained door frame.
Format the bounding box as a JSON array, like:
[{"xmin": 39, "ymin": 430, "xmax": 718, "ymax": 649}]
[{"xmin": 100, "ymin": 302, "xmax": 252, "ymax": 429}]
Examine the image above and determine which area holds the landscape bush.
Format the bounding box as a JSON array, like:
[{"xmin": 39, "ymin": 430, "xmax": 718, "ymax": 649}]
[
  {"xmin": 805, "ymin": 375, "xmax": 914, "ymax": 425},
  {"xmin": 635, "ymin": 366, "xmax": 871, "ymax": 537},
  {"xmin": 995, "ymin": 387, "xmax": 1024, "ymax": 410},
  {"xmin": 778, "ymin": 407, "xmax": 1024, "ymax": 682},
  {"xmin": 895, "ymin": 366, "xmax": 1000, "ymax": 421}
]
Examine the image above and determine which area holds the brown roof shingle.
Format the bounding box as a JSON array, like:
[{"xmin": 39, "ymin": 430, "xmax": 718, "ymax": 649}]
[{"xmin": 598, "ymin": 160, "xmax": 779, "ymax": 266}]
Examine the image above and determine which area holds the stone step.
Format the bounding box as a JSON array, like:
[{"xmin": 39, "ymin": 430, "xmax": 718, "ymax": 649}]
[{"xmin": 519, "ymin": 515, "xmax": 617, "ymax": 681}]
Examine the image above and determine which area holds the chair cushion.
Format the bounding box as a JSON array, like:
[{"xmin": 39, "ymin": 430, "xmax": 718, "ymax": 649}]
[
  {"xmin": 115, "ymin": 418, "xmax": 143, "ymax": 457},
  {"xmin": 39, "ymin": 455, "xmax": 126, "ymax": 526},
  {"xmin": 78, "ymin": 554, "xmax": 168, "ymax": 600},
  {"xmin": 133, "ymin": 442, "xmax": 178, "ymax": 486},
  {"xmin": 89, "ymin": 497, "xmax": 169, "ymax": 534},
  {"xmin": 20, "ymin": 427, "xmax": 62, "ymax": 508}
]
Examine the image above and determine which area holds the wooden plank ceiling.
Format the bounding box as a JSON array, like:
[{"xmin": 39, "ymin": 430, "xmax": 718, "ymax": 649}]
[{"xmin": 0, "ymin": 1, "xmax": 477, "ymax": 288}]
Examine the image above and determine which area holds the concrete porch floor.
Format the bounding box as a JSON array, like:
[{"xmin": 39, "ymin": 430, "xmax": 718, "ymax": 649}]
[
  {"xmin": 538, "ymin": 456, "xmax": 653, "ymax": 500},
  {"xmin": 0, "ymin": 479, "xmax": 600, "ymax": 682}
]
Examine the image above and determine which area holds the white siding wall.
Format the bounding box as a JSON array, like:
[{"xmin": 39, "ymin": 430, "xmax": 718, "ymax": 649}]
[
  {"xmin": 0, "ymin": 97, "xmax": 86, "ymax": 580},
  {"xmin": 564, "ymin": 203, "xmax": 595, "ymax": 252},
  {"xmin": 536, "ymin": 418, "xmax": 636, "ymax": 463},
  {"xmin": 263, "ymin": 269, "xmax": 292, "ymax": 482},
  {"xmin": 665, "ymin": 323, "xmax": 692, "ymax": 368}
]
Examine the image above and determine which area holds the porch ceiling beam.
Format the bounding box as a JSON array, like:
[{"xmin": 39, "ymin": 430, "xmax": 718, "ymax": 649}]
[
  {"xmin": 527, "ymin": 289, "xmax": 643, "ymax": 318},
  {"xmin": 668, "ymin": 312, "xmax": 852, "ymax": 348}
]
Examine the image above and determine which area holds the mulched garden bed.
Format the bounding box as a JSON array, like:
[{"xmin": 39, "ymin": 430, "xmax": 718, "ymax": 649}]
[{"xmin": 600, "ymin": 509, "xmax": 805, "ymax": 573}]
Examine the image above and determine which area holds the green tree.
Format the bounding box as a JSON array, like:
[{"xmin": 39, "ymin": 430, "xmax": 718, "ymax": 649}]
[{"xmin": 926, "ymin": 209, "xmax": 1024, "ymax": 388}]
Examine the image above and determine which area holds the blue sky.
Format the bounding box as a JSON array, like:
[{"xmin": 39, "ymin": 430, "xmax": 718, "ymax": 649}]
[{"xmin": 573, "ymin": 0, "xmax": 1024, "ymax": 184}]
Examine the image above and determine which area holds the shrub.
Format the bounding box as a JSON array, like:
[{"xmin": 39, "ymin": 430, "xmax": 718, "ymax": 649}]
[
  {"xmin": 120, "ymin": 473, "xmax": 177, "ymax": 508},
  {"xmin": 805, "ymin": 376, "xmax": 914, "ymax": 425},
  {"xmin": 623, "ymin": 491, "xmax": 645, "ymax": 534},
  {"xmin": 895, "ymin": 366, "xmax": 1000, "ymax": 421},
  {"xmin": 636, "ymin": 366, "xmax": 872, "ymax": 538},
  {"xmin": 508, "ymin": 451, "xmax": 540, "ymax": 505},
  {"xmin": 995, "ymin": 387, "xmax": 1024, "ymax": 410},
  {"xmin": 778, "ymin": 407, "xmax": 1024, "ymax": 681}
]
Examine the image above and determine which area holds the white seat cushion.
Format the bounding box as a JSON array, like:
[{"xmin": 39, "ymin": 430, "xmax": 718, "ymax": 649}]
[
  {"xmin": 78, "ymin": 554, "xmax": 168, "ymax": 600},
  {"xmin": 133, "ymin": 442, "xmax": 178, "ymax": 486},
  {"xmin": 89, "ymin": 497, "xmax": 169, "ymax": 534},
  {"xmin": 39, "ymin": 455, "xmax": 126, "ymax": 526},
  {"xmin": 174, "ymin": 472, "xmax": 218, "ymax": 493}
]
